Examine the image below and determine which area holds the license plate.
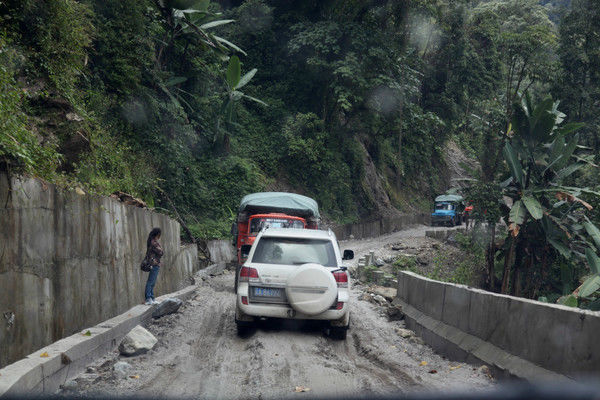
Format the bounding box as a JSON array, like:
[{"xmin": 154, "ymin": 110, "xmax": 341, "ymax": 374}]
[{"xmin": 253, "ymin": 287, "xmax": 281, "ymax": 297}]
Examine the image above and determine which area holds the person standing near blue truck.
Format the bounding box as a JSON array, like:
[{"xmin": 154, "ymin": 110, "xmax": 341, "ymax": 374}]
[{"xmin": 431, "ymin": 194, "xmax": 465, "ymax": 227}]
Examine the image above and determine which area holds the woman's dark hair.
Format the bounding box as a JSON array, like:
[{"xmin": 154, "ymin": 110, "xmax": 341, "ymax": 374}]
[{"xmin": 147, "ymin": 227, "xmax": 161, "ymax": 247}]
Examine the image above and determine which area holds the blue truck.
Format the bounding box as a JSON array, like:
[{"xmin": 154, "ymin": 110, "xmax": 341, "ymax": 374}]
[{"xmin": 431, "ymin": 194, "xmax": 465, "ymax": 227}]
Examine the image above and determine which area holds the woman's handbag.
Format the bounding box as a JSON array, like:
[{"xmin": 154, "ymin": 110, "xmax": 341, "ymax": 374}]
[{"xmin": 140, "ymin": 252, "xmax": 152, "ymax": 272}]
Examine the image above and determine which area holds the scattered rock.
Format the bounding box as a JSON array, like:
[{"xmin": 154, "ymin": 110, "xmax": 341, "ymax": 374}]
[
  {"xmin": 86, "ymin": 366, "xmax": 97, "ymax": 373},
  {"xmin": 359, "ymin": 293, "xmax": 371, "ymax": 302},
  {"xmin": 367, "ymin": 285, "xmax": 397, "ymax": 302},
  {"xmin": 348, "ymin": 234, "xmax": 354, "ymax": 240},
  {"xmin": 78, "ymin": 373, "xmax": 100, "ymax": 383},
  {"xmin": 386, "ymin": 306, "xmax": 404, "ymax": 321},
  {"xmin": 152, "ymin": 298, "xmax": 183, "ymax": 319},
  {"xmin": 478, "ymin": 365, "xmax": 493, "ymax": 379},
  {"xmin": 409, "ymin": 336, "xmax": 425, "ymax": 345},
  {"xmin": 61, "ymin": 380, "xmax": 78, "ymax": 391},
  {"xmin": 396, "ymin": 328, "xmax": 414, "ymax": 338},
  {"xmin": 416, "ymin": 256, "xmax": 428, "ymax": 265},
  {"xmin": 372, "ymin": 294, "xmax": 388, "ymax": 306},
  {"xmin": 65, "ymin": 112, "xmax": 84, "ymax": 122},
  {"xmin": 113, "ymin": 361, "xmax": 132, "ymax": 378},
  {"xmin": 111, "ymin": 191, "xmax": 147, "ymax": 208},
  {"xmin": 391, "ymin": 246, "xmax": 403, "ymax": 251},
  {"xmin": 61, "ymin": 353, "xmax": 72, "ymax": 365},
  {"xmin": 374, "ymin": 258, "xmax": 385, "ymax": 267},
  {"xmin": 118, "ymin": 325, "xmax": 158, "ymax": 356}
]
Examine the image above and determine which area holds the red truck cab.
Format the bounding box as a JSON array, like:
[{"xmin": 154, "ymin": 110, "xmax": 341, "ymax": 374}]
[{"xmin": 235, "ymin": 213, "xmax": 311, "ymax": 263}]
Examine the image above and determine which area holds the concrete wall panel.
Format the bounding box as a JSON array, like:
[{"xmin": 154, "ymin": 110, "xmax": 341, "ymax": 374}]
[{"xmin": 0, "ymin": 174, "xmax": 199, "ymax": 368}]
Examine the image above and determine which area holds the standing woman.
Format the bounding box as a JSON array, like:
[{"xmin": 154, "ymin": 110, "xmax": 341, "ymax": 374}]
[{"xmin": 144, "ymin": 228, "xmax": 164, "ymax": 305}]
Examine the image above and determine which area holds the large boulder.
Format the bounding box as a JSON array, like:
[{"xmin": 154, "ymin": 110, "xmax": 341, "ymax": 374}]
[
  {"xmin": 152, "ymin": 297, "xmax": 183, "ymax": 319},
  {"xmin": 118, "ymin": 325, "xmax": 157, "ymax": 356}
]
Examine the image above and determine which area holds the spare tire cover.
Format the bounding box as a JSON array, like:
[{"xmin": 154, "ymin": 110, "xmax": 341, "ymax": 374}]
[{"xmin": 286, "ymin": 263, "xmax": 337, "ymax": 316}]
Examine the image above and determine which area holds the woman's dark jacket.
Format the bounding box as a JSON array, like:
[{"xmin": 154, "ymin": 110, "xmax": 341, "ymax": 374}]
[{"xmin": 146, "ymin": 238, "xmax": 164, "ymax": 267}]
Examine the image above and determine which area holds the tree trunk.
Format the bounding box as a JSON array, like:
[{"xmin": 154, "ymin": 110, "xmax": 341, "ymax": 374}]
[
  {"xmin": 501, "ymin": 236, "xmax": 517, "ymax": 294},
  {"xmin": 512, "ymin": 266, "xmax": 521, "ymax": 297},
  {"xmin": 486, "ymin": 223, "xmax": 496, "ymax": 291}
]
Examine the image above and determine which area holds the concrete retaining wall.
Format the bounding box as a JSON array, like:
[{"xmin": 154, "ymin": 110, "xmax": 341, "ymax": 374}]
[
  {"xmin": 0, "ymin": 285, "xmax": 197, "ymax": 395},
  {"xmin": 395, "ymin": 271, "xmax": 600, "ymax": 381},
  {"xmin": 0, "ymin": 174, "xmax": 199, "ymax": 368},
  {"xmin": 332, "ymin": 213, "xmax": 430, "ymax": 240},
  {"xmin": 206, "ymin": 240, "xmax": 236, "ymax": 264}
]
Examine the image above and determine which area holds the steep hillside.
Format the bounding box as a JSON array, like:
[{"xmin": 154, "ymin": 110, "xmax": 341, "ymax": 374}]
[{"xmin": 2, "ymin": 0, "xmax": 594, "ymax": 241}]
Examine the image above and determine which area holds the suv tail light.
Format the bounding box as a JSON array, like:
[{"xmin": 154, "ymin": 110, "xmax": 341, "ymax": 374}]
[
  {"xmin": 239, "ymin": 266, "xmax": 259, "ymax": 283},
  {"xmin": 333, "ymin": 271, "xmax": 348, "ymax": 288}
]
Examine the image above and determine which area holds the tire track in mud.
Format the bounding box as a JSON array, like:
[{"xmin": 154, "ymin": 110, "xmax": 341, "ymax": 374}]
[{"xmin": 72, "ymin": 271, "xmax": 494, "ymax": 399}]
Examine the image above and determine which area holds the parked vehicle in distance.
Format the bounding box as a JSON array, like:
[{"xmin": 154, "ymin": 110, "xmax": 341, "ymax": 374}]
[
  {"xmin": 232, "ymin": 192, "xmax": 320, "ymax": 289},
  {"xmin": 235, "ymin": 228, "xmax": 354, "ymax": 340},
  {"xmin": 431, "ymin": 194, "xmax": 465, "ymax": 227}
]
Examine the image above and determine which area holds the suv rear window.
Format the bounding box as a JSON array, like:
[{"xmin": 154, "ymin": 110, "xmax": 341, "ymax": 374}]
[{"xmin": 252, "ymin": 237, "xmax": 336, "ymax": 267}]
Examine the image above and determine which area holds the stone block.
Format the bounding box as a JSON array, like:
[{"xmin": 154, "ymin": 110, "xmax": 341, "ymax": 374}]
[
  {"xmin": 152, "ymin": 298, "xmax": 182, "ymax": 319},
  {"xmin": 118, "ymin": 325, "xmax": 157, "ymax": 356}
]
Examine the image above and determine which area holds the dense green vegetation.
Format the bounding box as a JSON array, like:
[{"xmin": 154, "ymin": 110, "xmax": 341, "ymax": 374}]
[{"xmin": 1, "ymin": 0, "xmax": 600, "ymax": 304}]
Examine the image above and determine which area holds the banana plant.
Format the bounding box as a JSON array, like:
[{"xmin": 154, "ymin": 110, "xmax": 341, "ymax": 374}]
[
  {"xmin": 155, "ymin": 0, "xmax": 242, "ymax": 56},
  {"xmin": 153, "ymin": 0, "xmax": 248, "ymax": 111},
  {"xmin": 215, "ymin": 55, "xmax": 267, "ymax": 151},
  {"xmin": 500, "ymin": 94, "xmax": 600, "ymax": 301}
]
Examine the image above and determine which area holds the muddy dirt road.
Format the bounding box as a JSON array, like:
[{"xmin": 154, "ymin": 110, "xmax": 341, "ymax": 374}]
[{"xmin": 71, "ymin": 257, "xmax": 494, "ymax": 399}]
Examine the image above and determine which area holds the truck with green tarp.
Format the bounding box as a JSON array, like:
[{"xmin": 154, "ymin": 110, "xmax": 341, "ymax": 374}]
[{"xmin": 232, "ymin": 192, "xmax": 320, "ymax": 288}]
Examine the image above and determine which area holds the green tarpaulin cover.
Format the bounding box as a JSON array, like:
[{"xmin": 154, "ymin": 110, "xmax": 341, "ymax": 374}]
[
  {"xmin": 435, "ymin": 194, "xmax": 464, "ymax": 203},
  {"xmin": 239, "ymin": 192, "xmax": 320, "ymax": 218}
]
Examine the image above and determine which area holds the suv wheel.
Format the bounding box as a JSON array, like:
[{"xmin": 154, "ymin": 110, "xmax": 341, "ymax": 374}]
[
  {"xmin": 236, "ymin": 321, "xmax": 253, "ymax": 337},
  {"xmin": 235, "ymin": 304, "xmax": 254, "ymax": 337},
  {"xmin": 234, "ymin": 264, "xmax": 240, "ymax": 291},
  {"xmin": 329, "ymin": 327, "xmax": 347, "ymax": 340}
]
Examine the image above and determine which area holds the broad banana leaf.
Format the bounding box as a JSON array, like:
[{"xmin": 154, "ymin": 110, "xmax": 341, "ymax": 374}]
[
  {"xmin": 235, "ymin": 68, "xmax": 257, "ymax": 90},
  {"xmin": 579, "ymin": 275, "xmax": 600, "ymax": 298},
  {"xmin": 548, "ymin": 238, "xmax": 571, "ymax": 259},
  {"xmin": 226, "ymin": 55, "xmax": 241, "ymax": 89},
  {"xmin": 585, "ymin": 247, "xmax": 600, "ymax": 275},
  {"xmin": 522, "ymin": 195, "xmax": 543, "ymax": 220},
  {"xmin": 201, "ymin": 19, "xmax": 235, "ymax": 29},
  {"xmin": 214, "ymin": 35, "xmax": 247, "ymax": 56},
  {"xmin": 530, "ymin": 98, "xmax": 556, "ymax": 144},
  {"xmin": 554, "ymin": 134, "xmax": 578, "ymax": 170},
  {"xmin": 554, "ymin": 163, "xmax": 583, "ymax": 182},
  {"xmin": 510, "ymin": 200, "xmax": 526, "ymax": 225},
  {"xmin": 555, "ymin": 122, "xmax": 585, "ymax": 137},
  {"xmin": 584, "ymin": 220, "xmax": 600, "ymax": 251},
  {"xmin": 503, "ymin": 142, "xmax": 524, "ymax": 186}
]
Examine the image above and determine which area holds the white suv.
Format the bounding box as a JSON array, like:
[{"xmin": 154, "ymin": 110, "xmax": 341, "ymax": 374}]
[{"xmin": 235, "ymin": 228, "xmax": 353, "ymax": 339}]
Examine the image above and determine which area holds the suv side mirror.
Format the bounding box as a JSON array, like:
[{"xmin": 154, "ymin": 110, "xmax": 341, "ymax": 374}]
[{"xmin": 342, "ymin": 250, "xmax": 354, "ymax": 260}]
